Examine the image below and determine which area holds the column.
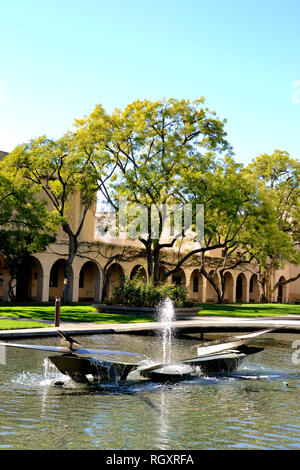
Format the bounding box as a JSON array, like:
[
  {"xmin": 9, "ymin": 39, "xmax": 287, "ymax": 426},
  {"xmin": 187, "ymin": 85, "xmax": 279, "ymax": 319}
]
[{"xmin": 41, "ymin": 275, "xmax": 50, "ymax": 302}]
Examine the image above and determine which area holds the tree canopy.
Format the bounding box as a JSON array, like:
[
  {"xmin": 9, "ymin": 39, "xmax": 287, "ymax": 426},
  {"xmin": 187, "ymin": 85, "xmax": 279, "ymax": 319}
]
[
  {"xmin": 2, "ymin": 133, "xmax": 99, "ymax": 302},
  {"xmin": 0, "ymin": 170, "xmax": 58, "ymax": 300},
  {"xmin": 1, "ymin": 98, "xmax": 299, "ymax": 304},
  {"xmin": 75, "ymin": 97, "xmax": 234, "ymax": 284},
  {"xmin": 246, "ymin": 150, "xmax": 300, "ymax": 300}
]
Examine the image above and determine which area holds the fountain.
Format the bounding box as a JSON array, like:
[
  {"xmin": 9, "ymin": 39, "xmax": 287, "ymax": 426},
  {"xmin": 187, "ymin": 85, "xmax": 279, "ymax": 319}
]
[
  {"xmin": 141, "ymin": 298, "xmax": 193, "ymax": 381},
  {"xmin": 157, "ymin": 298, "xmax": 175, "ymax": 365},
  {"xmin": 2, "ymin": 314, "xmax": 276, "ymax": 385},
  {"xmin": 1, "ymin": 330, "xmax": 299, "ymax": 450}
]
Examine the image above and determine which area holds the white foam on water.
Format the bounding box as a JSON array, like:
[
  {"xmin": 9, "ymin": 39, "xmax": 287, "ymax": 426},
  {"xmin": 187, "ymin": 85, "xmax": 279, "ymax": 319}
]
[{"xmin": 11, "ymin": 359, "xmax": 67, "ymax": 388}]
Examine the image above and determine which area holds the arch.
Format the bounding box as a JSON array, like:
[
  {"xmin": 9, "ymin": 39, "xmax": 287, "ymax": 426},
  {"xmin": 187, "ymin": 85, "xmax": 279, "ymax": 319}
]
[
  {"xmin": 277, "ymin": 276, "xmax": 287, "ymax": 303},
  {"xmin": 130, "ymin": 265, "xmax": 147, "ymax": 282},
  {"xmin": 172, "ymin": 268, "xmax": 186, "ymax": 288},
  {"xmin": 49, "ymin": 259, "xmax": 74, "ymax": 301},
  {"xmin": 249, "ymin": 274, "xmax": 260, "ymax": 302},
  {"xmin": 236, "ymin": 273, "xmax": 247, "ymax": 303},
  {"xmin": 223, "ymin": 271, "xmax": 234, "ymax": 303},
  {"xmin": 189, "ymin": 269, "xmax": 204, "ymax": 302},
  {"xmin": 105, "ymin": 263, "xmax": 125, "ymax": 300},
  {"xmin": 78, "ymin": 261, "xmax": 101, "ymax": 302},
  {"xmin": 15, "ymin": 256, "xmax": 44, "ymax": 302},
  {"xmin": 206, "ymin": 270, "xmax": 220, "ymax": 302}
]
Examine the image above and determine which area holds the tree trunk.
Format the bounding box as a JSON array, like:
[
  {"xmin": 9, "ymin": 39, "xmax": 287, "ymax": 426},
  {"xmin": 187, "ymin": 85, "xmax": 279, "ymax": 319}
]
[
  {"xmin": 62, "ymin": 223, "xmax": 78, "ymax": 304},
  {"xmin": 201, "ymin": 266, "xmax": 224, "ymax": 304},
  {"xmin": 257, "ymin": 268, "xmax": 266, "ymax": 302},
  {"xmin": 218, "ymin": 271, "xmax": 226, "ymax": 304},
  {"xmin": 264, "ymin": 265, "xmax": 274, "ymax": 303},
  {"xmin": 145, "ymin": 242, "xmax": 153, "ymax": 284},
  {"xmin": 8, "ymin": 275, "xmax": 16, "ymax": 302},
  {"xmin": 152, "ymin": 242, "xmax": 161, "ymax": 286}
]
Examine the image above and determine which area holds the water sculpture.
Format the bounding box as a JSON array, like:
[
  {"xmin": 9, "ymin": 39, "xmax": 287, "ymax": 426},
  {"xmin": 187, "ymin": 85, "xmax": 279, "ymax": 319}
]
[
  {"xmin": 138, "ymin": 299, "xmax": 268, "ymax": 381},
  {"xmin": 0, "ymin": 299, "xmax": 275, "ymax": 386}
]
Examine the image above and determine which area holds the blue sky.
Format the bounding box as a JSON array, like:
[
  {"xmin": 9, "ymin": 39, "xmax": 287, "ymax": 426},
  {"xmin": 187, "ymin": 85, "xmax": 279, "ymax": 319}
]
[{"xmin": 1, "ymin": 0, "xmax": 299, "ymax": 165}]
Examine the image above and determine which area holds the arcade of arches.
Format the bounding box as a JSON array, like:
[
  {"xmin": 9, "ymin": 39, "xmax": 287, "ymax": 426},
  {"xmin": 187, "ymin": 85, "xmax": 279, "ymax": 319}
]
[{"xmin": 0, "ymin": 251, "xmax": 293, "ymax": 304}]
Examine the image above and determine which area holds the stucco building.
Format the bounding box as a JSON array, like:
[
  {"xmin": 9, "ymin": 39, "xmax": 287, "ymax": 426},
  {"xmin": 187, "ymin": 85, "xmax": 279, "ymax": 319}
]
[{"xmin": 0, "ymin": 150, "xmax": 299, "ymax": 305}]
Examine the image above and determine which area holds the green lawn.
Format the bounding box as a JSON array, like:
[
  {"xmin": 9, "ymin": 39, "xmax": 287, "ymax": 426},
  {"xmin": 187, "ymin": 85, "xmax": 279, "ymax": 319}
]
[
  {"xmin": 0, "ymin": 304, "xmax": 153, "ymax": 325},
  {"xmin": 0, "ymin": 302, "xmax": 299, "ymax": 330},
  {"xmin": 195, "ymin": 302, "xmax": 300, "ymax": 317},
  {"xmin": 0, "ymin": 319, "xmax": 51, "ymax": 330}
]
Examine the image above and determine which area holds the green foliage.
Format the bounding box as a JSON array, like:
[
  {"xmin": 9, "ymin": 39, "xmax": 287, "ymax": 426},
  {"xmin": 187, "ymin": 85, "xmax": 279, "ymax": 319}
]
[
  {"xmin": 0, "ymin": 171, "xmax": 58, "ymax": 288},
  {"xmin": 2, "ymin": 133, "xmax": 101, "ymax": 302},
  {"xmin": 110, "ymin": 276, "xmax": 188, "ymax": 307},
  {"xmin": 3, "ymin": 134, "xmax": 99, "ymax": 219},
  {"xmin": 247, "ymin": 150, "xmax": 300, "ymax": 269},
  {"xmin": 76, "ymin": 97, "xmax": 231, "ymax": 284}
]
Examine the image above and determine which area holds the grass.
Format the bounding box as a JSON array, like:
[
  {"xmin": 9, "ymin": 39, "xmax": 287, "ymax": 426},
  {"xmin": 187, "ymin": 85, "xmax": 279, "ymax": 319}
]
[
  {"xmin": 0, "ymin": 304, "xmax": 154, "ymax": 325},
  {"xmin": 0, "ymin": 319, "xmax": 51, "ymax": 330},
  {"xmin": 0, "ymin": 302, "xmax": 299, "ymax": 330},
  {"xmin": 195, "ymin": 302, "xmax": 300, "ymax": 317}
]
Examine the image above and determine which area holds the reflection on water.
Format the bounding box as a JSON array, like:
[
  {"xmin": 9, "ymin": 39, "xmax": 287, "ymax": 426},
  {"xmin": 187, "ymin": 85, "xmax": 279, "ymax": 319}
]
[{"xmin": 0, "ymin": 332, "xmax": 299, "ymax": 450}]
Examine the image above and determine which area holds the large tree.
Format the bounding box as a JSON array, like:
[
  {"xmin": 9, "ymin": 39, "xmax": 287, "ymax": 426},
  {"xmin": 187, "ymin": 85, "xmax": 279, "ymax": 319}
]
[
  {"xmin": 175, "ymin": 153, "xmax": 279, "ymax": 302},
  {"xmin": 246, "ymin": 150, "xmax": 300, "ymax": 301},
  {"xmin": 184, "ymin": 150, "xmax": 300, "ymax": 304},
  {"xmin": 0, "ymin": 171, "xmax": 58, "ymax": 300},
  {"xmin": 2, "ymin": 134, "xmax": 100, "ymax": 302},
  {"xmin": 76, "ymin": 97, "xmax": 234, "ymax": 285}
]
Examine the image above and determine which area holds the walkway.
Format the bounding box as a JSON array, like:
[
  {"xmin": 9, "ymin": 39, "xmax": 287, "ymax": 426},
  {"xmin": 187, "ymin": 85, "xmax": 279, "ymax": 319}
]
[{"xmin": 0, "ymin": 315, "xmax": 299, "ymax": 339}]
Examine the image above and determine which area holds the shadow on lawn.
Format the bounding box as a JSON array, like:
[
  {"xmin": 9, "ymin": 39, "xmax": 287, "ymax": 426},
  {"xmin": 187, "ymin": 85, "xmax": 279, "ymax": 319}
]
[
  {"xmin": 0, "ymin": 302, "xmax": 299, "ymax": 322},
  {"xmin": 195, "ymin": 302, "xmax": 300, "ymax": 316},
  {"xmin": 0, "ymin": 303, "xmax": 154, "ymax": 323}
]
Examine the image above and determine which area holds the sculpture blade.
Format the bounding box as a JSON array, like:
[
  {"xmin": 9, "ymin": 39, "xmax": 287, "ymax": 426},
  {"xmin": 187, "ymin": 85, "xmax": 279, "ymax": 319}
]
[
  {"xmin": 196, "ymin": 328, "xmax": 276, "ymax": 357},
  {"xmin": 0, "ymin": 342, "xmax": 143, "ymax": 358},
  {"xmin": 0, "ymin": 342, "xmax": 72, "ymax": 354}
]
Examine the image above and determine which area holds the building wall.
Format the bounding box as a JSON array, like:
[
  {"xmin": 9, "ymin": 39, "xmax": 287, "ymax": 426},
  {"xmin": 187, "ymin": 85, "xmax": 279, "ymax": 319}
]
[
  {"xmin": 0, "ymin": 198, "xmax": 299, "ymax": 304},
  {"xmin": 0, "ymin": 237, "xmax": 298, "ymax": 304}
]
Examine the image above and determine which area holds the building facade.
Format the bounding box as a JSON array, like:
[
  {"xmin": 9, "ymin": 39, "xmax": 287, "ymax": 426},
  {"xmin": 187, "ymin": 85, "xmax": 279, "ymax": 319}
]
[
  {"xmin": 0, "ymin": 150, "xmax": 299, "ymax": 304},
  {"xmin": 0, "ymin": 205, "xmax": 299, "ymax": 305}
]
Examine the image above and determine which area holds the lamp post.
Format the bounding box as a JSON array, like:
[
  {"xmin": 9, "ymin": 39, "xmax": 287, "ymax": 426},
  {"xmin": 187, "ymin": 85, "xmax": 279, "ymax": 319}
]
[{"xmin": 54, "ymin": 297, "xmax": 61, "ymax": 327}]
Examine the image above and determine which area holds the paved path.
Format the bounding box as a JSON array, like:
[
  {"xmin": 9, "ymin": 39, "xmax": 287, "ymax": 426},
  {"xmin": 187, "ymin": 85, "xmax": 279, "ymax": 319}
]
[{"xmin": 0, "ymin": 315, "xmax": 299, "ymax": 339}]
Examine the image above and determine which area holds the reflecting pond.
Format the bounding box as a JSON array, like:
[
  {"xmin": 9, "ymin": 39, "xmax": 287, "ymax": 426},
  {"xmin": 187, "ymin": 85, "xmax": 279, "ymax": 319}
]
[{"xmin": 0, "ymin": 332, "xmax": 299, "ymax": 450}]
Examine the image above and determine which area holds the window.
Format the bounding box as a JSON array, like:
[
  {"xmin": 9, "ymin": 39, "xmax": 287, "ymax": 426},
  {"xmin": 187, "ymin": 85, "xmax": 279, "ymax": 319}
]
[
  {"xmin": 193, "ymin": 275, "xmax": 199, "ymax": 292},
  {"xmin": 50, "ymin": 264, "xmax": 59, "ymax": 287},
  {"xmin": 79, "ymin": 268, "xmax": 85, "ymax": 288}
]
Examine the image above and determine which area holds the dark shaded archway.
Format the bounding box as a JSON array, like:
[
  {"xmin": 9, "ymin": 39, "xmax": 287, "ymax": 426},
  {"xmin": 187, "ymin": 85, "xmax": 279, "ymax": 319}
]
[
  {"xmin": 277, "ymin": 276, "xmax": 286, "ymax": 303},
  {"xmin": 236, "ymin": 273, "xmax": 247, "ymax": 303},
  {"xmin": 79, "ymin": 261, "xmax": 101, "ymax": 302},
  {"xmin": 16, "ymin": 256, "xmax": 44, "ymax": 302},
  {"xmin": 249, "ymin": 274, "xmax": 260, "ymax": 302}
]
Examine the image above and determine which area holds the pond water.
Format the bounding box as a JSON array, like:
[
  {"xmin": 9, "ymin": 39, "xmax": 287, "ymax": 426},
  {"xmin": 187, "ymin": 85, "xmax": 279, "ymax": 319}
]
[{"xmin": 0, "ymin": 332, "xmax": 299, "ymax": 450}]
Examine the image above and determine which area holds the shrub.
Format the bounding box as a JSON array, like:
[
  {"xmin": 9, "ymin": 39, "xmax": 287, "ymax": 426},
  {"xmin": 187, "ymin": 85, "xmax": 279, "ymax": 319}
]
[{"xmin": 111, "ymin": 276, "xmax": 188, "ymax": 307}]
